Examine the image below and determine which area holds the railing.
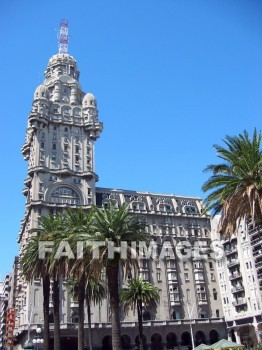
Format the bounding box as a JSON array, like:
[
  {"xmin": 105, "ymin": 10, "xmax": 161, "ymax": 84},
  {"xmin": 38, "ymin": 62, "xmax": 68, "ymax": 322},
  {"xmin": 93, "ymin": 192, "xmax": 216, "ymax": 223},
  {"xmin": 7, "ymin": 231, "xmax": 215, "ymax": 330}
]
[
  {"xmin": 229, "ymin": 272, "xmax": 242, "ymax": 280},
  {"xmin": 231, "ymin": 286, "xmax": 244, "ymax": 293},
  {"xmin": 249, "ymin": 224, "xmax": 262, "ymax": 236},
  {"xmin": 253, "ymin": 250, "xmax": 262, "ymax": 257},
  {"xmin": 232, "ymin": 298, "xmax": 247, "ymax": 306},
  {"xmin": 227, "ymin": 259, "xmax": 239, "ymax": 267},
  {"xmin": 16, "ymin": 318, "xmax": 225, "ymax": 332},
  {"xmin": 225, "ymin": 247, "xmax": 237, "ymax": 256}
]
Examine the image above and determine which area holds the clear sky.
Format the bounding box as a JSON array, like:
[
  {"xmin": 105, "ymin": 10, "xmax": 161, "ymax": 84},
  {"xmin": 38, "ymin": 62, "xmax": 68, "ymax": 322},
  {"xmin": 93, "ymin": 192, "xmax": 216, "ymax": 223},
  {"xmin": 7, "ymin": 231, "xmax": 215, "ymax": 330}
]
[{"xmin": 0, "ymin": 0, "xmax": 261, "ymax": 276}]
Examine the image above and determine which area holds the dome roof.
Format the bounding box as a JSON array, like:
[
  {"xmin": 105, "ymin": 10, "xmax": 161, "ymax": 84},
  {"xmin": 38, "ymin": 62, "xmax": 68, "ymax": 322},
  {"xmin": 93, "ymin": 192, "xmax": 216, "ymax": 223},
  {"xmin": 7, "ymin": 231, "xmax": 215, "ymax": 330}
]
[
  {"xmin": 34, "ymin": 84, "xmax": 49, "ymax": 100},
  {"xmin": 44, "ymin": 53, "xmax": 80, "ymax": 80},
  {"xmin": 48, "ymin": 53, "xmax": 77, "ymax": 67},
  {"xmin": 82, "ymin": 93, "xmax": 97, "ymax": 108}
]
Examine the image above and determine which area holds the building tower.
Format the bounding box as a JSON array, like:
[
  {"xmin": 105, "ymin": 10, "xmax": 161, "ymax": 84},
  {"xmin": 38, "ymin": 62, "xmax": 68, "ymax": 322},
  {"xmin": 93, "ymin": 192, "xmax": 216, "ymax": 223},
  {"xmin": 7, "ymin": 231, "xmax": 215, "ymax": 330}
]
[
  {"xmin": 13, "ymin": 22, "xmax": 227, "ymax": 350},
  {"xmin": 16, "ymin": 21, "xmax": 103, "ymax": 343}
]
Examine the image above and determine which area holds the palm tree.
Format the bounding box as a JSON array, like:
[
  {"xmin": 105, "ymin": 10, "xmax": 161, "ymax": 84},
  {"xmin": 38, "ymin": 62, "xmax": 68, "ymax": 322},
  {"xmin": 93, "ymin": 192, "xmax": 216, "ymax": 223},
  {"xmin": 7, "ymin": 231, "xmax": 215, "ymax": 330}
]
[
  {"xmin": 67, "ymin": 277, "xmax": 106, "ymax": 350},
  {"xmin": 90, "ymin": 203, "xmax": 150, "ymax": 350},
  {"xmin": 85, "ymin": 278, "xmax": 106, "ymax": 350},
  {"xmin": 58, "ymin": 208, "xmax": 93, "ymax": 350},
  {"xmin": 31, "ymin": 214, "xmax": 65, "ymax": 350},
  {"xmin": 20, "ymin": 235, "xmax": 51, "ymax": 350},
  {"xmin": 120, "ymin": 278, "xmax": 159, "ymax": 350},
  {"xmin": 202, "ymin": 129, "xmax": 262, "ymax": 235}
]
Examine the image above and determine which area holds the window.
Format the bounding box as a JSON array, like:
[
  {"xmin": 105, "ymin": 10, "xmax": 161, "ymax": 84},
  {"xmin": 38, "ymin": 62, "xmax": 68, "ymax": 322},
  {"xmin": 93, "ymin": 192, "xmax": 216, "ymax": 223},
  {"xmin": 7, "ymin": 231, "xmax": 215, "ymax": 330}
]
[
  {"xmin": 213, "ymin": 289, "xmax": 217, "ymax": 300},
  {"xmin": 179, "ymin": 226, "xmax": 184, "ymax": 236},
  {"xmin": 157, "ymin": 272, "xmax": 161, "ymax": 282},
  {"xmin": 170, "ymin": 287, "xmax": 179, "ymax": 302},
  {"xmin": 40, "ymin": 142, "xmax": 44, "ymax": 148},
  {"xmin": 216, "ymin": 310, "xmax": 220, "ymax": 317},
  {"xmin": 209, "ymin": 262, "xmax": 213, "ymax": 269},
  {"xmin": 194, "ymin": 229, "xmax": 199, "ymax": 237},
  {"xmin": 211, "ymin": 273, "xmax": 215, "ymax": 281},
  {"xmin": 195, "ymin": 272, "xmax": 204, "ymax": 281},
  {"xmin": 50, "ymin": 186, "xmax": 80, "ymax": 205},
  {"xmin": 184, "ymin": 273, "xmax": 189, "ymax": 281},
  {"xmin": 75, "ymin": 155, "xmax": 79, "ymax": 162},
  {"xmin": 52, "ymin": 144, "xmax": 56, "ymax": 150},
  {"xmin": 75, "ymin": 146, "xmax": 79, "ymax": 153},
  {"xmin": 168, "ymin": 272, "xmax": 177, "ymax": 281},
  {"xmin": 140, "ymin": 271, "xmax": 148, "ymax": 281}
]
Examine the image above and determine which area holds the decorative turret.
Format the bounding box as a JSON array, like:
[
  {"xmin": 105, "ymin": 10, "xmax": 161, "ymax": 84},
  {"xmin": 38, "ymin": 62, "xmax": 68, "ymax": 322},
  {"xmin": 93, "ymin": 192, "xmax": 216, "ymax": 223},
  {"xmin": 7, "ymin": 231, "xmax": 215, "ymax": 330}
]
[{"xmin": 83, "ymin": 93, "xmax": 103, "ymax": 140}]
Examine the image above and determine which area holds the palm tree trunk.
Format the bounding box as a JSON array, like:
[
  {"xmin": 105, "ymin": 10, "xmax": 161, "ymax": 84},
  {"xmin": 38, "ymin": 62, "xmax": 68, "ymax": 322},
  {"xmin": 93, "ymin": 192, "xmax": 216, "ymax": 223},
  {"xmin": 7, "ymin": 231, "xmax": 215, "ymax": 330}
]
[
  {"xmin": 87, "ymin": 301, "xmax": 93, "ymax": 350},
  {"xmin": 78, "ymin": 274, "xmax": 85, "ymax": 350},
  {"xmin": 106, "ymin": 264, "xmax": 122, "ymax": 350},
  {"xmin": 43, "ymin": 275, "xmax": 50, "ymax": 350},
  {"xmin": 52, "ymin": 279, "xmax": 61, "ymax": 350},
  {"xmin": 137, "ymin": 301, "xmax": 144, "ymax": 350}
]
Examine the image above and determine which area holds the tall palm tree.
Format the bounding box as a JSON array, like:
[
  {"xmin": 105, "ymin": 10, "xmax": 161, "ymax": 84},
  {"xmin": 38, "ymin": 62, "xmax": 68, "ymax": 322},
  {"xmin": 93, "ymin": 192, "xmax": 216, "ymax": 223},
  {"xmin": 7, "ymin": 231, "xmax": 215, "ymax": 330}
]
[
  {"xmin": 85, "ymin": 278, "xmax": 106, "ymax": 350},
  {"xmin": 67, "ymin": 277, "xmax": 106, "ymax": 350},
  {"xmin": 90, "ymin": 203, "xmax": 150, "ymax": 350},
  {"xmin": 56, "ymin": 208, "xmax": 93, "ymax": 350},
  {"xmin": 202, "ymin": 129, "xmax": 262, "ymax": 234},
  {"xmin": 20, "ymin": 235, "xmax": 51, "ymax": 350},
  {"xmin": 120, "ymin": 278, "xmax": 159, "ymax": 350},
  {"xmin": 31, "ymin": 214, "xmax": 65, "ymax": 350}
]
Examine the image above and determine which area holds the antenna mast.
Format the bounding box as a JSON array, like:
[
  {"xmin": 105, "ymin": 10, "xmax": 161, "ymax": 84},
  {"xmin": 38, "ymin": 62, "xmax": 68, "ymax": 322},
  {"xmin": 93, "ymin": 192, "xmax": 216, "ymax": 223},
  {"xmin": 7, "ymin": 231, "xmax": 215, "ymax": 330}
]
[{"xmin": 58, "ymin": 19, "xmax": 68, "ymax": 54}]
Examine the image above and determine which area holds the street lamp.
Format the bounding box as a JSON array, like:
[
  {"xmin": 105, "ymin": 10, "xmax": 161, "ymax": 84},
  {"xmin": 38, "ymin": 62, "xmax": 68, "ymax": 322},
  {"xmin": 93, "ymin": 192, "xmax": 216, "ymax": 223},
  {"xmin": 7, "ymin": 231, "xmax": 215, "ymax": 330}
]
[{"xmin": 32, "ymin": 327, "xmax": 44, "ymax": 350}]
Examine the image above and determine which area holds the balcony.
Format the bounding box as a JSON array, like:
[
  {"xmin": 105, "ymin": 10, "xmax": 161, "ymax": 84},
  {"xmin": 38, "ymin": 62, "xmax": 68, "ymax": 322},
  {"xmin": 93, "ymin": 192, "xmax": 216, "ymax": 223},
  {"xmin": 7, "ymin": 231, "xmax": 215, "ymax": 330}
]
[
  {"xmin": 251, "ymin": 237, "xmax": 262, "ymax": 246},
  {"xmin": 249, "ymin": 224, "xmax": 262, "ymax": 238},
  {"xmin": 232, "ymin": 298, "xmax": 247, "ymax": 307},
  {"xmin": 229, "ymin": 272, "xmax": 242, "ymax": 280},
  {"xmin": 225, "ymin": 247, "xmax": 237, "ymax": 256},
  {"xmin": 255, "ymin": 260, "xmax": 262, "ymax": 269},
  {"xmin": 231, "ymin": 286, "xmax": 244, "ymax": 293},
  {"xmin": 227, "ymin": 259, "xmax": 239, "ymax": 268},
  {"xmin": 257, "ymin": 273, "xmax": 262, "ymax": 281},
  {"xmin": 253, "ymin": 250, "xmax": 262, "ymax": 258}
]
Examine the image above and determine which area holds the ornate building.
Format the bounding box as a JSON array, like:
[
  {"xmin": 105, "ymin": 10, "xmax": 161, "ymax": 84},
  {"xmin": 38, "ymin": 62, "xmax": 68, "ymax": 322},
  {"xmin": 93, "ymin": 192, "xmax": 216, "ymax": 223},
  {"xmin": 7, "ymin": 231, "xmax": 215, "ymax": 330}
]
[
  {"xmin": 12, "ymin": 27, "xmax": 226, "ymax": 350},
  {"xmin": 212, "ymin": 218, "xmax": 262, "ymax": 348}
]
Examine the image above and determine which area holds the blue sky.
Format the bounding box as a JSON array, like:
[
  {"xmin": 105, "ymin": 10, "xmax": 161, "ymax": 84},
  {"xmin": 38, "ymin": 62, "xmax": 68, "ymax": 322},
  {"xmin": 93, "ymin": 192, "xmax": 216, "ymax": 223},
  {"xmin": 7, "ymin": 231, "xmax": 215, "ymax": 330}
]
[{"xmin": 0, "ymin": 0, "xmax": 261, "ymax": 276}]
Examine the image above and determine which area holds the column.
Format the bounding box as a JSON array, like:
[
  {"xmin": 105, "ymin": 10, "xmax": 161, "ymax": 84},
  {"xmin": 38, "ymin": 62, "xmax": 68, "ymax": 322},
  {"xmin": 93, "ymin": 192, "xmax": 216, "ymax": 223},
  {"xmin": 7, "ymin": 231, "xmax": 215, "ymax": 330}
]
[{"xmin": 234, "ymin": 330, "xmax": 241, "ymax": 344}]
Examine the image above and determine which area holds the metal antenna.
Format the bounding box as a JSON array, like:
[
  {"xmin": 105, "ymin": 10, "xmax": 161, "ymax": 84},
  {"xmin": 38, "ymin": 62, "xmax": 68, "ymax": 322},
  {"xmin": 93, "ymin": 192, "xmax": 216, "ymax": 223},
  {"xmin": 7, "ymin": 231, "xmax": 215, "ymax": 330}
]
[{"xmin": 58, "ymin": 19, "xmax": 68, "ymax": 54}]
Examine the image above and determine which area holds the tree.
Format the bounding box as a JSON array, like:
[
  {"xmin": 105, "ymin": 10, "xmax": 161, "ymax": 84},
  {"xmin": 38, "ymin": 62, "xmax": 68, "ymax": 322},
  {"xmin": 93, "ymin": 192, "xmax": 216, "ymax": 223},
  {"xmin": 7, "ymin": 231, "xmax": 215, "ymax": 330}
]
[
  {"xmin": 31, "ymin": 214, "xmax": 64, "ymax": 350},
  {"xmin": 120, "ymin": 278, "xmax": 159, "ymax": 350},
  {"xmin": 202, "ymin": 129, "xmax": 262, "ymax": 235},
  {"xmin": 90, "ymin": 204, "xmax": 150, "ymax": 350},
  {"xmin": 60, "ymin": 208, "xmax": 93, "ymax": 350},
  {"xmin": 67, "ymin": 277, "xmax": 106, "ymax": 350},
  {"xmin": 20, "ymin": 234, "xmax": 51, "ymax": 350}
]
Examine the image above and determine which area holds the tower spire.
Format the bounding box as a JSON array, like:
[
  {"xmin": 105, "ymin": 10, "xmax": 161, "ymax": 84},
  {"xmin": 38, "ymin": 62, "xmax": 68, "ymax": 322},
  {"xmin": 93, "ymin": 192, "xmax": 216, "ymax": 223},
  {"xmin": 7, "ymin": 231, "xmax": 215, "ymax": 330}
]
[{"xmin": 58, "ymin": 19, "xmax": 68, "ymax": 54}]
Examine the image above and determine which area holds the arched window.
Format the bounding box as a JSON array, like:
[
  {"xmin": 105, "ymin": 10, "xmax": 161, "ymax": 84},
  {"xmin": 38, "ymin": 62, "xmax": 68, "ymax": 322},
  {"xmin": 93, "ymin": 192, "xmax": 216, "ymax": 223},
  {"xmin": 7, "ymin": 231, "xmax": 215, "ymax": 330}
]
[{"xmin": 50, "ymin": 186, "xmax": 80, "ymax": 205}]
